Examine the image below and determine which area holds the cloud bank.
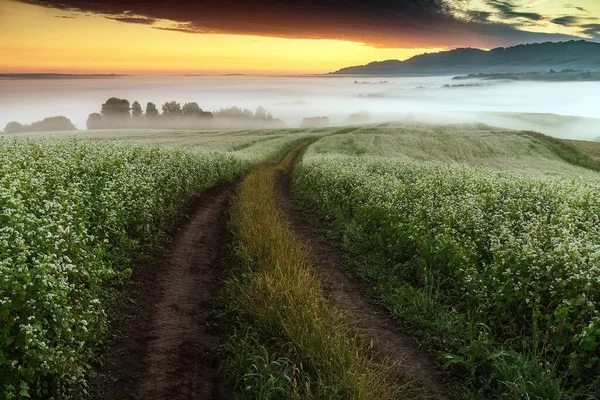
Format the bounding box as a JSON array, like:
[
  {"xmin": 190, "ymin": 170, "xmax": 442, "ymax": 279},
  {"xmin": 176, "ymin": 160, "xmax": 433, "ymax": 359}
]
[{"xmin": 18, "ymin": 0, "xmax": 592, "ymax": 48}]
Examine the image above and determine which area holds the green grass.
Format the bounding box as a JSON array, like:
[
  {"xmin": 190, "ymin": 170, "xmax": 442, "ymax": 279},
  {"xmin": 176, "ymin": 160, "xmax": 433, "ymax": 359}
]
[
  {"xmin": 307, "ymin": 122, "xmax": 600, "ymax": 178},
  {"xmin": 5, "ymin": 123, "xmax": 598, "ymax": 398},
  {"xmin": 0, "ymin": 130, "xmax": 323, "ymax": 399},
  {"xmin": 292, "ymin": 124, "xmax": 600, "ymax": 399},
  {"xmin": 561, "ymin": 138, "xmax": 600, "ymax": 164},
  {"xmin": 222, "ymin": 145, "xmax": 423, "ymax": 400},
  {"xmin": 519, "ymin": 130, "xmax": 600, "ymax": 172}
]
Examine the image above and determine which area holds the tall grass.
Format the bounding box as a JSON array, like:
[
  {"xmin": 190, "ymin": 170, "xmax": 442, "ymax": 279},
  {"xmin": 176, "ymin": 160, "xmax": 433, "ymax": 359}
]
[
  {"xmin": 222, "ymin": 146, "xmax": 421, "ymax": 399},
  {"xmin": 520, "ymin": 130, "xmax": 600, "ymax": 172}
]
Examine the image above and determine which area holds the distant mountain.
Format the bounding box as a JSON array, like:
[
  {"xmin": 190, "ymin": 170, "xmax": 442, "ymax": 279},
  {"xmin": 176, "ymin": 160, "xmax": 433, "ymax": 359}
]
[{"xmin": 332, "ymin": 41, "xmax": 600, "ymax": 76}]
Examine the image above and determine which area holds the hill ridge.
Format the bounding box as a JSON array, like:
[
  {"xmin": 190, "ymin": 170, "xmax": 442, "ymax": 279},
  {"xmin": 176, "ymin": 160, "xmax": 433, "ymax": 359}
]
[{"xmin": 332, "ymin": 40, "xmax": 600, "ymax": 75}]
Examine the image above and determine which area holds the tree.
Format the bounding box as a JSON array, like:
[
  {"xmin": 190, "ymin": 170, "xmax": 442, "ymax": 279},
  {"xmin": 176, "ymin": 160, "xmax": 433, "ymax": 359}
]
[
  {"xmin": 30, "ymin": 116, "xmax": 76, "ymax": 132},
  {"xmin": 348, "ymin": 110, "xmax": 371, "ymax": 123},
  {"xmin": 254, "ymin": 106, "xmax": 273, "ymax": 120},
  {"xmin": 100, "ymin": 97, "xmax": 130, "ymax": 123},
  {"xmin": 162, "ymin": 101, "xmax": 182, "ymax": 118},
  {"xmin": 131, "ymin": 101, "xmax": 143, "ymax": 121},
  {"xmin": 182, "ymin": 102, "xmax": 203, "ymax": 117},
  {"xmin": 301, "ymin": 116, "xmax": 329, "ymax": 128},
  {"xmin": 214, "ymin": 106, "xmax": 253, "ymax": 120},
  {"xmin": 145, "ymin": 102, "xmax": 159, "ymax": 118},
  {"xmin": 86, "ymin": 113, "xmax": 103, "ymax": 130},
  {"xmin": 3, "ymin": 121, "xmax": 28, "ymax": 134}
]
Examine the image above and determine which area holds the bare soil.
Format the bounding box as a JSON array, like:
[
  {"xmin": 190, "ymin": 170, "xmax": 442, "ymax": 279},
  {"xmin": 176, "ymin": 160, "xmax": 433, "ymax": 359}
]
[
  {"xmin": 276, "ymin": 159, "xmax": 448, "ymax": 400},
  {"xmin": 96, "ymin": 183, "xmax": 235, "ymax": 400}
]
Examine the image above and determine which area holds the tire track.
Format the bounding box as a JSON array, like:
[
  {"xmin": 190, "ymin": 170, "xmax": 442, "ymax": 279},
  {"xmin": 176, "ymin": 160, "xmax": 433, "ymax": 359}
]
[
  {"xmin": 276, "ymin": 153, "xmax": 448, "ymax": 400},
  {"xmin": 97, "ymin": 183, "xmax": 234, "ymax": 400}
]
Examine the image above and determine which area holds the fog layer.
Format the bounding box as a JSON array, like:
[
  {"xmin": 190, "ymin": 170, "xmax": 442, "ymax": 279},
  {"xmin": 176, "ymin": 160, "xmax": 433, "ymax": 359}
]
[{"xmin": 1, "ymin": 75, "xmax": 599, "ymax": 140}]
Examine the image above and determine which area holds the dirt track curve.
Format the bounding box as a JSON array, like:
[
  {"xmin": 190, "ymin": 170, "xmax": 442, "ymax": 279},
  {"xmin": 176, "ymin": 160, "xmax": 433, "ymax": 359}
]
[
  {"xmin": 98, "ymin": 183, "xmax": 234, "ymax": 400},
  {"xmin": 276, "ymin": 153, "xmax": 448, "ymax": 400}
]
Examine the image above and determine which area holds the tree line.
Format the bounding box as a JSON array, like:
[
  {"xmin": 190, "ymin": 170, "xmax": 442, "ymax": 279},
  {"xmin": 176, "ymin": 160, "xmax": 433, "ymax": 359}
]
[
  {"xmin": 87, "ymin": 98, "xmax": 284, "ymax": 129},
  {"xmin": 2, "ymin": 98, "xmax": 285, "ymax": 134},
  {"xmin": 3, "ymin": 116, "xmax": 76, "ymax": 134}
]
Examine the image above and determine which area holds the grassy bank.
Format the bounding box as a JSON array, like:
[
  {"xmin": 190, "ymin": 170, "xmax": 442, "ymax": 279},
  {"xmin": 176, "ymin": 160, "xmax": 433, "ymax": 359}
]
[
  {"xmin": 520, "ymin": 130, "xmax": 600, "ymax": 172},
  {"xmin": 221, "ymin": 145, "xmax": 421, "ymax": 399},
  {"xmin": 293, "ymin": 148, "xmax": 600, "ymax": 398}
]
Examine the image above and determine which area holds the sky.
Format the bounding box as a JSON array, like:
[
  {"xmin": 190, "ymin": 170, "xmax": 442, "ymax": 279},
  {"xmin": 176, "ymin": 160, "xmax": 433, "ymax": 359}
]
[{"xmin": 0, "ymin": 0, "xmax": 599, "ymax": 74}]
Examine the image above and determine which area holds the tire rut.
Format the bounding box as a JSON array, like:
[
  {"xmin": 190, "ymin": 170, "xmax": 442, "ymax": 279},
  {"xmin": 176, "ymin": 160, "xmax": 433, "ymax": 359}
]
[
  {"xmin": 97, "ymin": 183, "xmax": 235, "ymax": 400},
  {"xmin": 276, "ymin": 159, "xmax": 448, "ymax": 400}
]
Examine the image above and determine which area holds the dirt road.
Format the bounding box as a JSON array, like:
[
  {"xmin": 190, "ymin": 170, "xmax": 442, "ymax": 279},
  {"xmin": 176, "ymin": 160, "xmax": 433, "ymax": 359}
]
[
  {"xmin": 276, "ymin": 155, "xmax": 448, "ymax": 400},
  {"xmin": 98, "ymin": 183, "xmax": 234, "ymax": 400}
]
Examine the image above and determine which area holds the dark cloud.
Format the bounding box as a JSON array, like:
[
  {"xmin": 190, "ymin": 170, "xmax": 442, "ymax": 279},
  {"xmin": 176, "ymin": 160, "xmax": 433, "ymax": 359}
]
[
  {"xmin": 466, "ymin": 10, "xmax": 493, "ymax": 23},
  {"xmin": 108, "ymin": 16, "xmax": 156, "ymax": 25},
  {"xmin": 18, "ymin": 0, "xmax": 580, "ymax": 48},
  {"xmin": 551, "ymin": 16, "xmax": 580, "ymax": 26},
  {"xmin": 563, "ymin": 4, "xmax": 587, "ymax": 13},
  {"xmin": 487, "ymin": 0, "xmax": 544, "ymax": 21},
  {"xmin": 154, "ymin": 23, "xmax": 213, "ymax": 34},
  {"xmin": 581, "ymin": 24, "xmax": 600, "ymax": 38}
]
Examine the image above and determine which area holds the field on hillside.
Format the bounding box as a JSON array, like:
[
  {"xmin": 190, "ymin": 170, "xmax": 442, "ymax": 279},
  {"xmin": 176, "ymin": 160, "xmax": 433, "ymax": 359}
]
[
  {"xmin": 3, "ymin": 123, "xmax": 600, "ymax": 399},
  {"xmin": 293, "ymin": 124, "xmax": 600, "ymax": 399},
  {"xmin": 0, "ymin": 130, "xmax": 316, "ymax": 399},
  {"xmin": 4, "ymin": 128, "xmax": 326, "ymax": 163}
]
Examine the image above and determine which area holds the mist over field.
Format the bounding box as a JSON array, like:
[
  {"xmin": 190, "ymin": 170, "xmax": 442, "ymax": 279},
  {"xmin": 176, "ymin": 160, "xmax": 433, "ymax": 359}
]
[{"xmin": 1, "ymin": 75, "xmax": 599, "ymax": 140}]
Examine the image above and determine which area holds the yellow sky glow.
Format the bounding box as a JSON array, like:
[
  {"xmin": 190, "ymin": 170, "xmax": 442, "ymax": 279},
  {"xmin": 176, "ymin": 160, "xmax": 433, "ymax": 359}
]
[
  {"xmin": 456, "ymin": 0, "xmax": 600, "ymax": 37},
  {"xmin": 0, "ymin": 1, "xmax": 445, "ymax": 74}
]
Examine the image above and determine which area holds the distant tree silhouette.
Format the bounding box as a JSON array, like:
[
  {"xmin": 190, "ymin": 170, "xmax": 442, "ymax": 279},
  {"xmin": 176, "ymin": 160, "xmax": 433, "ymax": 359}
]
[
  {"xmin": 301, "ymin": 116, "xmax": 329, "ymax": 128},
  {"xmin": 101, "ymin": 97, "xmax": 131, "ymax": 122},
  {"xmin": 146, "ymin": 102, "xmax": 159, "ymax": 118},
  {"xmin": 213, "ymin": 106, "xmax": 284, "ymax": 128},
  {"xmin": 348, "ymin": 110, "xmax": 371, "ymax": 123},
  {"xmin": 162, "ymin": 101, "xmax": 182, "ymax": 118},
  {"xmin": 214, "ymin": 106, "xmax": 254, "ymax": 120},
  {"xmin": 131, "ymin": 101, "xmax": 143, "ymax": 121},
  {"xmin": 255, "ymin": 106, "xmax": 268, "ymax": 120},
  {"xmin": 182, "ymin": 102, "xmax": 213, "ymax": 122},
  {"xmin": 86, "ymin": 113, "xmax": 103, "ymax": 130},
  {"xmin": 182, "ymin": 102, "xmax": 203, "ymax": 117},
  {"xmin": 30, "ymin": 116, "xmax": 76, "ymax": 132},
  {"xmin": 3, "ymin": 121, "xmax": 28, "ymax": 134},
  {"xmin": 4, "ymin": 116, "xmax": 76, "ymax": 133}
]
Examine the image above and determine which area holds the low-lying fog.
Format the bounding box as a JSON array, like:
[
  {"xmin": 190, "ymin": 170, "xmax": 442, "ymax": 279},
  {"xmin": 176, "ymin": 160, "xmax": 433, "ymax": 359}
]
[{"xmin": 1, "ymin": 75, "xmax": 599, "ymax": 140}]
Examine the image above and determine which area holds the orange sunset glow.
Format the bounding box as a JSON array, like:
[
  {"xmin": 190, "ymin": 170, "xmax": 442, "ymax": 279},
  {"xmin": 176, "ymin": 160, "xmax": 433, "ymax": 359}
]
[
  {"xmin": 0, "ymin": 1, "xmax": 446, "ymax": 74},
  {"xmin": 4, "ymin": 0, "xmax": 599, "ymax": 75}
]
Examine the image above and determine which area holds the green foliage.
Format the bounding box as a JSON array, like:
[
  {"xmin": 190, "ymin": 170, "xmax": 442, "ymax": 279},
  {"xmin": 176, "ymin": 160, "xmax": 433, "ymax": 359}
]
[
  {"xmin": 223, "ymin": 148, "xmax": 421, "ymax": 400},
  {"xmin": 0, "ymin": 139, "xmax": 247, "ymax": 399},
  {"xmin": 293, "ymin": 151, "xmax": 600, "ymax": 398},
  {"xmin": 520, "ymin": 130, "xmax": 600, "ymax": 172},
  {"xmin": 100, "ymin": 97, "xmax": 130, "ymax": 121}
]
